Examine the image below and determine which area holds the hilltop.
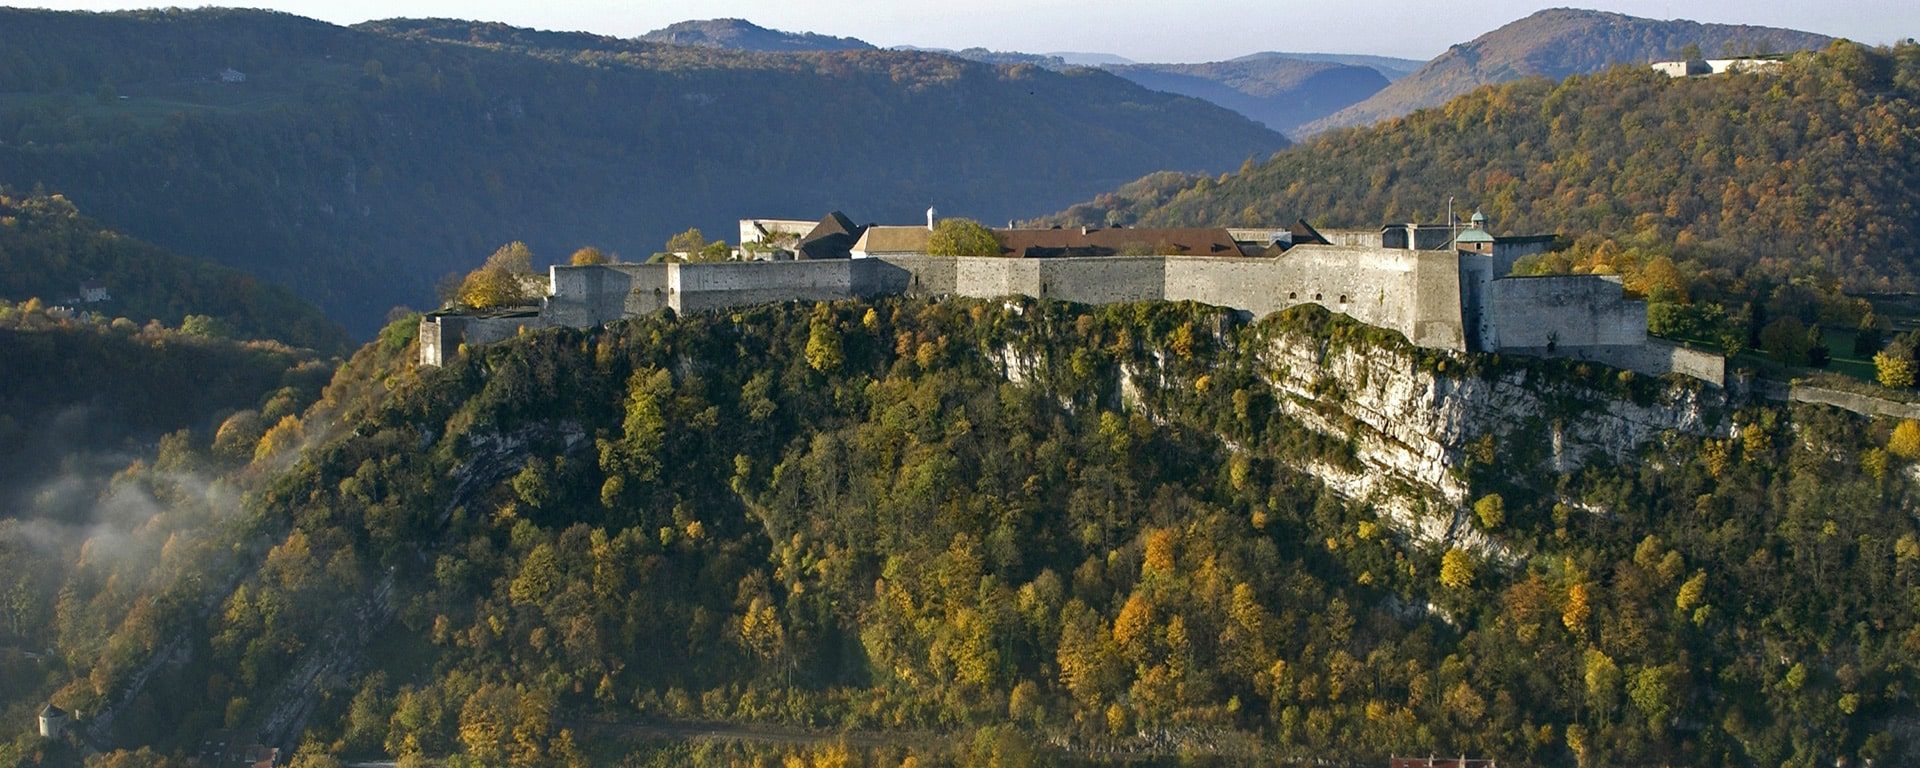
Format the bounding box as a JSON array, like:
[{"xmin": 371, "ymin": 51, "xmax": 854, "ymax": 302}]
[
  {"xmin": 1048, "ymin": 41, "xmax": 1920, "ymax": 296},
  {"xmin": 637, "ymin": 18, "xmax": 875, "ymax": 52},
  {"xmin": 0, "ymin": 8, "xmax": 1283, "ymax": 336},
  {"xmin": 1235, "ymin": 51, "xmax": 1427, "ymax": 80},
  {"xmin": 1302, "ymin": 8, "xmax": 1833, "ymax": 133},
  {"xmin": 16, "ymin": 298, "xmax": 1916, "ymax": 766}
]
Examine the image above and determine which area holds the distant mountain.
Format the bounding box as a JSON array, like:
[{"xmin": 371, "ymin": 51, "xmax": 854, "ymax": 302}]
[
  {"xmin": 1301, "ymin": 8, "xmax": 1833, "ymax": 134},
  {"xmin": 904, "ymin": 48, "xmax": 1390, "ymax": 135},
  {"xmin": 1048, "ymin": 51, "xmax": 1135, "ymax": 66},
  {"xmin": 0, "ymin": 9, "xmax": 1283, "ymax": 336},
  {"xmin": 1106, "ymin": 58, "xmax": 1389, "ymax": 135},
  {"xmin": 901, "ymin": 46, "xmax": 1072, "ymax": 69},
  {"xmin": 1233, "ymin": 51, "xmax": 1426, "ymax": 80},
  {"xmin": 638, "ymin": 18, "xmax": 874, "ymax": 52}
]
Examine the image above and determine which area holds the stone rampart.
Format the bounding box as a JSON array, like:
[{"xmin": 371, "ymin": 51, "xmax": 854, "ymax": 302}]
[
  {"xmin": 546, "ymin": 264, "xmax": 668, "ymax": 327},
  {"xmin": 427, "ymin": 250, "xmax": 1713, "ymax": 384},
  {"xmin": 419, "ymin": 313, "xmax": 545, "ymax": 366},
  {"xmin": 1037, "ymin": 257, "xmax": 1165, "ymax": 305},
  {"xmin": 1789, "ymin": 386, "xmax": 1920, "ymax": 420},
  {"xmin": 952, "ymin": 257, "xmax": 1040, "ymax": 299},
  {"xmin": 1507, "ymin": 338, "xmax": 1725, "ymax": 385},
  {"xmin": 1489, "ymin": 275, "xmax": 1646, "ymax": 349},
  {"xmin": 671, "ymin": 260, "xmax": 875, "ymax": 313}
]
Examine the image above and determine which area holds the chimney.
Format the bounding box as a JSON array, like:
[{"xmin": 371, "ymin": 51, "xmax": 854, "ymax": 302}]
[
  {"xmin": 926, "ymin": 206, "xmax": 936, "ymax": 231},
  {"xmin": 1080, "ymin": 226, "xmax": 1089, "ymax": 236},
  {"xmin": 1405, "ymin": 223, "xmax": 1418, "ymax": 250}
]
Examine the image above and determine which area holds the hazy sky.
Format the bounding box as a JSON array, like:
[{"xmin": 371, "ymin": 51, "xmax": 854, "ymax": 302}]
[{"xmin": 15, "ymin": 1, "xmax": 1918, "ymax": 62}]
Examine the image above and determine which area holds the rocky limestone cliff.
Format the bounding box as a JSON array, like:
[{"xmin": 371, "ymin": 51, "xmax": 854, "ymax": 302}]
[
  {"xmin": 1251, "ymin": 329, "xmax": 1734, "ymax": 550},
  {"xmin": 992, "ymin": 311, "xmax": 1736, "ymax": 552}
]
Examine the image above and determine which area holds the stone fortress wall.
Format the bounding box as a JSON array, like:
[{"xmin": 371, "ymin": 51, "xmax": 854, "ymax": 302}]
[{"xmin": 424, "ymin": 243, "xmax": 1721, "ymax": 385}]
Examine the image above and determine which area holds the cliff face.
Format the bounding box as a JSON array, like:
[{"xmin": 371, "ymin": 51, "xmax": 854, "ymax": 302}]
[{"xmin": 996, "ymin": 311, "xmax": 1735, "ymax": 549}]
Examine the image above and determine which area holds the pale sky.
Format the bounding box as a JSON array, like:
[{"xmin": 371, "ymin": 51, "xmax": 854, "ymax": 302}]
[{"xmin": 13, "ymin": 1, "xmax": 1918, "ymax": 62}]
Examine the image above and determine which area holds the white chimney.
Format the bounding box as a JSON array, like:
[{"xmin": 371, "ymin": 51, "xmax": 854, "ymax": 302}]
[{"xmin": 926, "ymin": 206, "xmax": 936, "ymax": 231}]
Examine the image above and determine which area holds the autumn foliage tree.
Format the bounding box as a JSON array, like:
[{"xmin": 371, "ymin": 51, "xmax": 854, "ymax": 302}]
[
  {"xmin": 455, "ymin": 241, "xmax": 541, "ymax": 309},
  {"xmin": 927, "ymin": 218, "xmax": 1001, "ymax": 258}
]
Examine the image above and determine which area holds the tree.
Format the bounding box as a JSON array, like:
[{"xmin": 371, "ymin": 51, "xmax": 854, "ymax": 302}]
[
  {"xmin": 1675, "ymin": 570, "xmax": 1707, "ymax": 612},
  {"xmin": 1473, "ymin": 493, "xmax": 1505, "ymax": 529},
  {"xmin": 1876, "ymin": 343, "xmax": 1917, "ymax": 389},
  {"xmin": 805, "ymin": 319, "xmax": 844, "ymax": 372},
  {"xmin": 1890, "ymin": 420, "xmax": 1920, "ymax": 460},
  {"xmin": 569, "ymin": 246, "xmax": 609, "ymax": 266},
  {"xmin": 1439, "ymin": 548, "xmax": 1475, "ymax": 590},
  {"xmin": 927, "ymin": 218, "xmax": 1001, "ymax": 258},
  {"xmin": 180, "ymin": 314, "xmax": 232, "ymax": 339},
  {"xmin": 1758, "ymin": 317, "xmax": 1811, "ymax": 364},
  {"xmin": 1563, "ymin": 582, "xmax": 1592, "ymax": 632},
  {"xmin": 664, "ymin": 228, "xmax": 707, "ymax": 257},
  {"xmin": 456, "ymin": 242, "xmax": 540, "ymax": 308},
  {"xmin": 1853, "ymin": 313, "xmax": 1886, "ymax": 357}
]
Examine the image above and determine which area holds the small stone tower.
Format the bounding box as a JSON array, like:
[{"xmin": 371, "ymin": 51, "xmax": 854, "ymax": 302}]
[{"xmin": 38, "ymin": 703, "xmax": 67, "ymax": 739}]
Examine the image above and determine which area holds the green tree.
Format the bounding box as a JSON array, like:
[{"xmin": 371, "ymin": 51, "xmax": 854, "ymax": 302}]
[
  {"xmin": 179, "ymin": 314, "xmax": 232, "ymax": 338},
  {"xmin": 1473, "ymin": 493, "xmax": 1505, "ymax": 529},
  {"xmin": 928, "ymin": 218, "xmax": 1001, "ymax": 258},
  {"xmin": 1758, "ymin": 316, "xmax": 1811, "ymax": 364}
]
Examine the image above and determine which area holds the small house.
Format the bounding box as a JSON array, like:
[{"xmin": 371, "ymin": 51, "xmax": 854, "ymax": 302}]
[
  {"xmin": 79, "ymin": 280, "xmax": 110, "ymax": 303},
  {"xmin": 38, "ymin": 704, "xmax": 67, "ymax": 739}
]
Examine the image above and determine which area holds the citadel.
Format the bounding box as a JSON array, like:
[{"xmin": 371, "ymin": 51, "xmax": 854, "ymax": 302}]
[{"xmin": 419, "ymin": 211, "xmax": 1725, "ymax": 384}]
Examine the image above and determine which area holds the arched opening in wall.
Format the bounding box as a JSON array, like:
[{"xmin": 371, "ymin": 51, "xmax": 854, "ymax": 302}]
[
  {"xmin": 1288, "ymin": 291, "xmax": 1296, "ymax": 299},
  {"xmin": 1314, "ymin": 293, "xmax": 1322, "ymax": 301},
  {"xmin": 1339, "ymin": 294, "xmax": 1347, "ymax": 304}
]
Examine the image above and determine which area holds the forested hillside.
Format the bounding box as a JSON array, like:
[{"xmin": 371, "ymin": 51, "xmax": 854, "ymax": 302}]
[
  {"xmin": 0, "ymin": 299, "xmax": 335, "ymax": 768},
  {"xmin": 1053, "ymin": 42, "xmax": 1920, "ymax": 298},
  {"xmin": 0, "ymin": 296, "xmax": 331, "ymax": 515},
  {"xmin": 0, "ymin": 192, "xmax": 347, "ymax": 351},
  {"xmin": 0, "ymin": 8, "xmax": 1283, "ymax": 335},
  {"xmin": 15, "ymin": 298, "xmax": 1915, "ymax": 767},
  {"xmin": 1303, "ymin": 8, "xmax": 1833, "ymax": 133}
]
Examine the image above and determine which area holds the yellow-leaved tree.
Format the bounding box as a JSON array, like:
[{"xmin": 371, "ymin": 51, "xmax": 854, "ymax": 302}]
[
  {"xmin": 456, "ymin": 241, "xmax": 540, "ymax": 308},
  {"xmin": 1889, "ymin": 420, "xmax": 1920, "ymax": 460}
]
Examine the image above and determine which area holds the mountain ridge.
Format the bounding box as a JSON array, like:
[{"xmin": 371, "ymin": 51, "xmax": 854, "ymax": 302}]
[
  {"xmin": 1301, "ymin": 7, "xmax": 1835, "ymax": 133},
  {"xmin": 1105, "ymin": 58, "xmax": 1389, "ymax": 135},
  {"xmin": 0, "ymin": 8, "xmax": 1284, "ymax": 336}
]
